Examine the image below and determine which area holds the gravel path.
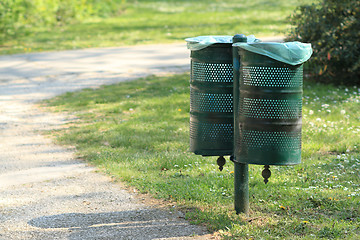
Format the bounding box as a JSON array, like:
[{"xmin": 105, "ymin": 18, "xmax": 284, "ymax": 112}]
[{"xmin": 0, "ymin": 44, "xmax": 211, "ymax": 239}]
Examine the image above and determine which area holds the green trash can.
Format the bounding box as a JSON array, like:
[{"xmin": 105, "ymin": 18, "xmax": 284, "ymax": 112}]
[
  {"xmin": 233, "ymin": 42, "xmax": 313, "ymax": 165},
  {"xmin": 186, "ymin": 36, "xmax": 234, "ymax": 156}
]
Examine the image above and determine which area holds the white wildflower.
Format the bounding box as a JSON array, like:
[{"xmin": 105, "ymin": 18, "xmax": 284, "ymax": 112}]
[{"xmin": 322, "ymin": 104, "xmax": 330, "ymax": 108}]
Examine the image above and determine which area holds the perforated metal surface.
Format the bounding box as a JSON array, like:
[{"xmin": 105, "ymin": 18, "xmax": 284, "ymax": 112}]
[
  {"xmin": 239, "ymin": 130, "xmax": 301, "ymax": 151},
  {"xmin": 239, "ymin": 98, "xmax": 302, "ymax": 119},
  {"xmin": 189, "ymin": 44, "xmax": 234, "ymax": 156},
  {"xmin": 190, "ymin": 61, "xmax": 234, "ymax": 155},
  {"xmin": 191, "ymin": 62, "xmax": 233, "ymax": 83},
  {"xmin": 235, "ymin": 48, "xmax": 303, "ymax": 165},
  {"xmin": 241, "ymin": 66, "xmax": 303, "ymax": 87},
  {"xmin": 190, "ymin": 90, "xmax": 233, "ymax": 113},
  {"xmin": 190, "ymin": 120, "xmax": 233, "ymax": 142}
]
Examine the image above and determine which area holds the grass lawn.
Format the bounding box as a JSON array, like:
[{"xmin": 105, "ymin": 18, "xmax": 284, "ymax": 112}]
[
  {"xmin": 43, "ymin": 73, "xmax": 360, "ymax": 239},
  {"xmin": 1, "ymin": 0, "xmax": 314, "ymax": 55}
]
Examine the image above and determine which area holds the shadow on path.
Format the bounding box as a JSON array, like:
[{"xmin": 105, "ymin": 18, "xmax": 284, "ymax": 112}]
[{"xmin": 28, "ymin": 209, "xmax": 205, "ymax": 239}]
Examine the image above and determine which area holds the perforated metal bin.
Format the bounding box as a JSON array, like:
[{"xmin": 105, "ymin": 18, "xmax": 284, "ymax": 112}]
[
  {"xmin": 189, "ymin": 43, "xmax": 233, "ymax": 156},
  {"xmin": 234, "ymin": 48, "xmax": 303, "ymax": 165}
]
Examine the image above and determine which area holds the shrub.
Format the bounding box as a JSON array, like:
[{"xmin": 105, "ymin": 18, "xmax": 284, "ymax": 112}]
[{"xmin": 287, "ymin": 0, "xmax": 360, "ymax": 85}]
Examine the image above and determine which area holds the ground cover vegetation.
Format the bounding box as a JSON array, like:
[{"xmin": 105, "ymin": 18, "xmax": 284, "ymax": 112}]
[
  {"xmin": 44, "ymin": 73, "xmax": 360, "ymax": 239},
  {"xmin": 1, "ymin": 0, "xmax": 314, "ymax": 55}
]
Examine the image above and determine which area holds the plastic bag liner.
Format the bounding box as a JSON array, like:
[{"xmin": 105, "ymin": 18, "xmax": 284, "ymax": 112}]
[
  {"xmin": 185, "ymin": 35, "xmax": 258, "ymax": 51},
  {"xmin": 233, "ymin": 41, "xmax": 313, "ymax": 66}
]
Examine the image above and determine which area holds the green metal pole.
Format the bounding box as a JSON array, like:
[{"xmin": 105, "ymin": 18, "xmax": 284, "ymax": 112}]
[
  {"xmin": 234, "ymin": 162, "xmax": 249, "ymax": 214},
  {"xmin": 232, "ymin": 34, "xmax": 249, "ymax": 215}
]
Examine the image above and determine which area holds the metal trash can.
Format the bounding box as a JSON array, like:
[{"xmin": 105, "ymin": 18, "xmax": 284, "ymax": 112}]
[
  {"xmin": 186, "ymin": 36, "xmax": 234, "ymax": 156},
  {"xmin": 233, "ymin": 42, "xmax": 313, "ymax": 166}
]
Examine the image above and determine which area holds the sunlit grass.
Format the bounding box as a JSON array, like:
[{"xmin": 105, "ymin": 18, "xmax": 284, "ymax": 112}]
[
  {"xmin": 1, "ymin": 0, "xmax": 315, "ymax": 55},
  {"xmin": 43, "ymin": 73, "xmax": 360, "ymax": 239}
]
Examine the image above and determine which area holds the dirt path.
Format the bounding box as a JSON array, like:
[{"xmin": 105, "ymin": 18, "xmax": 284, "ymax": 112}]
[{"xmin": 0, "ymin": 44, "xmax": 211, "ymax": 239}]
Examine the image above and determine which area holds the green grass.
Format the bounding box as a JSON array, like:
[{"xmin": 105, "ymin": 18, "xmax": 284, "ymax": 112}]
[
  {"xmin": 1, "ymin": 0, "xmax": 315, "ymax": 55},
  {"xmin": 43, "ymin": 73, "xmax": 360, "ymax": 239}
]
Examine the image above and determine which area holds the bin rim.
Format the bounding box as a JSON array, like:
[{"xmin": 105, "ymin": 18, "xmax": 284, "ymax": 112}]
[
  {"xmin": 186, "ymin": 35, "xmax": 258, "ymax": 51},
  {"xmin": 233, "ymin": 41, "xmax": 313, "ymax": 66}
]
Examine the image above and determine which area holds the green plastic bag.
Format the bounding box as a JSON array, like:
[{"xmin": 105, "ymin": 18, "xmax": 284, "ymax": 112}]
[{"xmin": 233, "ymin": 41, "xmax": 313, "ymax": 66}]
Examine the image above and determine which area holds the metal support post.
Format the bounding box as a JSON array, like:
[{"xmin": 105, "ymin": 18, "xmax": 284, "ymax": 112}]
[
  {"xmin": 234, "ymin": 162, "xmax": 249, "ymax": 214},
  {"xmin": 232, "ymin": 34, "xmax": 249, "ymax": 215}
]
